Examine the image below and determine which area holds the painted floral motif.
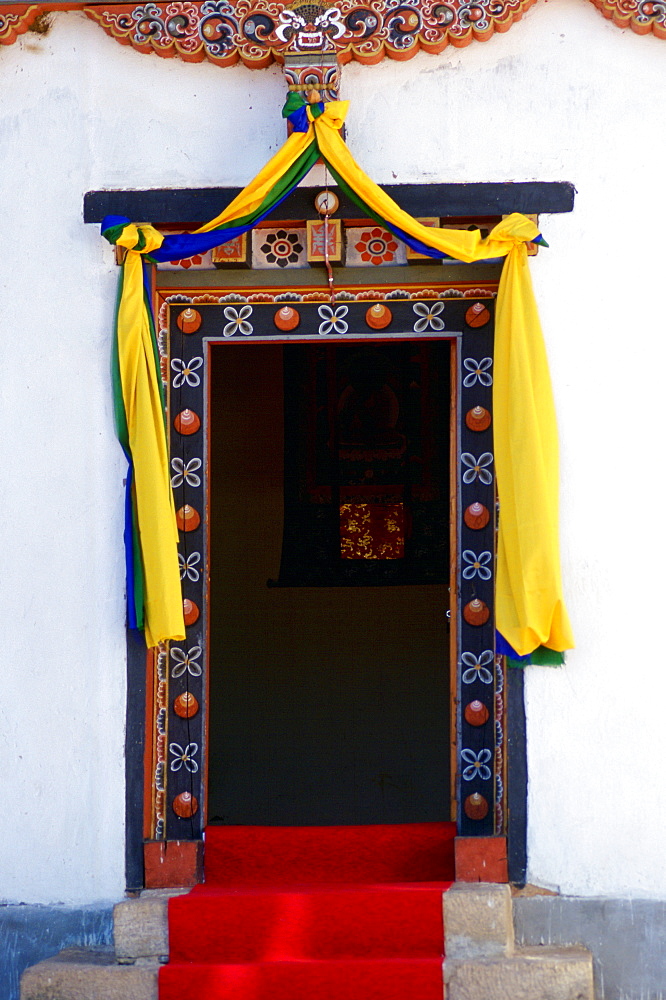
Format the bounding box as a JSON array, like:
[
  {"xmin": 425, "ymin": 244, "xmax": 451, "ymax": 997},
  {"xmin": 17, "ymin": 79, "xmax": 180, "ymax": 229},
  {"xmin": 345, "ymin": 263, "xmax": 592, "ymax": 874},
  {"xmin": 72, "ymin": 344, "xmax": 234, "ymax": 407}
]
[
  {"xmin": 171, "ymin": 457, "xmax": 202, "ymax": 488},
  {"xmin": 178, "ymin": 551, "xmax": 201, "ymax": 581},
  {"xmin": 461, "ymin": 451, "xmax": 493, "ymax": 485},
  {"xmin": 169, "ymin": 742, "xmax": 199, "ymax": 773},
  {"xmin": 318, "ymin": 303, "xmax": 349, "ymax": 335},
  {"xmin": 260, "ymin": 230, "xmax": 304, "ymax": 267},
  {"xmin": 463, "ymin": 357, "xmax": 493, "ymax": 387},
  {"xmin": 412, "ymin": 300, "xmax": 446, "ymax": 333},
  {"xmin": 223, "ymin": 304, "xmax": 254, "ymax": 337},
  {"xmin": 462, "ymin": 549, "xmax": 493, "ymax": 580},
  {"xmin": 170, "ymin": 644, "xmax": 203, "ymax": 678},
  {"xmin": 171, "ymin": 254, "xmax": 205, "ymax": 269},
  {"xmin": 461, "ymin": 650, "xmax": 494, "ymax": 684},
  {"xmin": 171, "ymin": 356, "xmax": 203, "ymax": 388},
  {"xmin": 354, "ymin": 228, "xmax": 399, "ymax": 265},
  {"xmin": 461, "ymin": 748, "xmax": 493, "ymax": 782}
]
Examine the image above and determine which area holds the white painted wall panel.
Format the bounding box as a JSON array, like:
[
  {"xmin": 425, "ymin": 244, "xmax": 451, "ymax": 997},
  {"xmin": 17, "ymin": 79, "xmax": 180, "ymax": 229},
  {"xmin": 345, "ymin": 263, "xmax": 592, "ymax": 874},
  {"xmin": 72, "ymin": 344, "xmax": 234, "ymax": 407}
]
[{"xmin": 1, "ymin": 0, "xmax": 664, "ymax": 901}]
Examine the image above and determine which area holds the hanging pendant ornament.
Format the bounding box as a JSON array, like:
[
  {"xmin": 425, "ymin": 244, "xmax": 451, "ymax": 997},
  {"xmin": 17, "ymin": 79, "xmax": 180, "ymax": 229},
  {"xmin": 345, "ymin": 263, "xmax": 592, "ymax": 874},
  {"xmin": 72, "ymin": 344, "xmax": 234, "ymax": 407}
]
[{"xmin": 314, "ymin": 181, "xmax": 340, "ymax": 306}]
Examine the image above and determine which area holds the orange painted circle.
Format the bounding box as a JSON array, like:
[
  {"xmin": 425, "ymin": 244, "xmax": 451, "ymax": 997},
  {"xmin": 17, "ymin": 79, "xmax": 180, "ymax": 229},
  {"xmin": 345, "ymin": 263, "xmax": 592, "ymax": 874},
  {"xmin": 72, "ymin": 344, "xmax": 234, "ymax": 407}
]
[
  {"xmin": 177, "ymin": 308, "xmax": 202, "ymax": 334},
  {"xmin": 174, "ymin": 692, "xmax": 199, "ymax": 719},
  {"xmin": 174, "ymin": 409, "xmax": 201, "ymax": 435},
  {"xmin": 173, "ymin": 792, "xmax": 199, "ymax": 818},
  {"xmin": 463, "ymin": 598, "xmax": 490, "ymax": 626},
  {"xmin": 177, "ymin": 505, "xmax": 201, "ymax": 532},
  {"xmin": 464, "ymin": 502, "xmax": 490, "ymax": 530},
  {"xmin": 183, "ymin": 598, "xmax": 200, "ymax": 626},
  {"xmin": 464, "ymin": 700, "xmax": 490, "ymax": 726},
  {"xmin": 465, "ymin": 406, "xmax": 492, "ymax": 432},
  {"xmin": 464, "ymin": 793, "xmax": 489, "ymax": 821},
  {"xmin": 465, "ymin": 302, "xmax": 491, "ymax": 328},
  {"xmin": 365, "ymin": 304, "xmax": 392, "ymax": 330},
  {"xmin": 274, "ymin": 306, "xmax": 300, "ymax": 331}
]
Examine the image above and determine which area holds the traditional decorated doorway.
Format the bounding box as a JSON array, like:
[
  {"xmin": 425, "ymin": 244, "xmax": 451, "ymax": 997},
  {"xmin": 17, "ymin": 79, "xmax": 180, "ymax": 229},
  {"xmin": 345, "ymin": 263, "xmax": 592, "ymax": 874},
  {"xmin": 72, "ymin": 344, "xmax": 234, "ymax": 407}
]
[{"xmin": 88, "ymin": 150, "xmax": 574, "ymax": 886}]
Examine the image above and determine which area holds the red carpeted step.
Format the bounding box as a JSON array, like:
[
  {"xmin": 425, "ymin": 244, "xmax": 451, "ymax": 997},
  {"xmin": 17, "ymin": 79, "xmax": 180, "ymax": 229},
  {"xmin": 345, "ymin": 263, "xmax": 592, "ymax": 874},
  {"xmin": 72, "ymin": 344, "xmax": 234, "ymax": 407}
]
[
  {"xmin": 168, "ymin": 883, "xmax": 448, "ymax": 963},
  {"xmin": 159, "ymin": 823, "xmax": 455, "ymax": 1000},
  {"xmin": 159, "ymin": 957, "xmax": 445, "ymax": 1000},
  {"xmin": 203, "ymin": 822, "xmax": 456, "ymax": 885}
]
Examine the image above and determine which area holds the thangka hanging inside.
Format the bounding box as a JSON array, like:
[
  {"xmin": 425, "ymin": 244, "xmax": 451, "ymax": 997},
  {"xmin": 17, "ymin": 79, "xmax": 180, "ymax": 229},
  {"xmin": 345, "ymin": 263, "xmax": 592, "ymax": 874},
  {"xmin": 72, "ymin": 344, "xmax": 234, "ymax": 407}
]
[{"xmin": 103, "ymin": 95, "xmax": 574, "ymax": 661}]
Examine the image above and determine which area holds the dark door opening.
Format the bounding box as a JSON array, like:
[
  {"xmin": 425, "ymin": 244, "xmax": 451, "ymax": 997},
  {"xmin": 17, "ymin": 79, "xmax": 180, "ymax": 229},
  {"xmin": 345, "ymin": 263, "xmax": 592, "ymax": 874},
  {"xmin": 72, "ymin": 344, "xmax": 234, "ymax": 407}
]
[{"xmin": 208, "ymin": 340, "xmax": 451, "ymax": 826}]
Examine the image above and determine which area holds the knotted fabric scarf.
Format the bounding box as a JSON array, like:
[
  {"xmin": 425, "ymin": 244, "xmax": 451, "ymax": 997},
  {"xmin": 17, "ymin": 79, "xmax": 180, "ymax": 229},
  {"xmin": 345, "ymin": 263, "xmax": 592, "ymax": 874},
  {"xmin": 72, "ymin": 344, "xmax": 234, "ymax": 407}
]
[{"xmin": 102, "ymin": 99, "xmax": 573, "ymax": 660}]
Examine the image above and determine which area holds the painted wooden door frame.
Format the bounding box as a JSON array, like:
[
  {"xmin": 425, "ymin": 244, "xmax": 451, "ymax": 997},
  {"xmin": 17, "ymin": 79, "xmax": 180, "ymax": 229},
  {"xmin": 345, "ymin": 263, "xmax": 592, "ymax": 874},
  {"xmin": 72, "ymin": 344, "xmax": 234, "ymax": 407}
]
[{"xmin": 138, "ymin": 266, "xmax": 502, "ymax": 886}]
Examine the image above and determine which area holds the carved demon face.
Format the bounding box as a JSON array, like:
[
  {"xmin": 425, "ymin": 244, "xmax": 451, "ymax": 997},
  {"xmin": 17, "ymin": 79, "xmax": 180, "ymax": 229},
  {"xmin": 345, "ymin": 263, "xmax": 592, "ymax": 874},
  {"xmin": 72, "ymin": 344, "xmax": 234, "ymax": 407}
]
[{"xmin": 275, "ymin": 4, "xmax": 346, "ymax": 48}]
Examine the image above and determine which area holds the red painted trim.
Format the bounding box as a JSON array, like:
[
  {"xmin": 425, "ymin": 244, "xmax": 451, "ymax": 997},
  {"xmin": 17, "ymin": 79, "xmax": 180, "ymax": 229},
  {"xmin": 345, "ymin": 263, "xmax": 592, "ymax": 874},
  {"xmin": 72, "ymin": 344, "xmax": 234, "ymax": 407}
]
[
  {"xmin": 454, "ymin": 836, "xmax": 509, "ymax": 883},
  {"xmin": 144, "ymin": 839, "xmax": 204, "ymax": 888},
  {"xmin": 142, "ymin": 647, "xmax": 156, "ymax": 841}
]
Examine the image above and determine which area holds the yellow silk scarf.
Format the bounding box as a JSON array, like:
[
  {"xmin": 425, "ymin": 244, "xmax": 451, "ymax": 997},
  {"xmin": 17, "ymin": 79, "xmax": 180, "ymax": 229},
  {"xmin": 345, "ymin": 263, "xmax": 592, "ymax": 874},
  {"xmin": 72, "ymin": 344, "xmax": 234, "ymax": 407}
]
[
  {"xmin": 311, "ymin": 103, "xmax": 573, "ymax": 655},
  {"xmin": 113, "ymin": 99, "xmax": 573, "ymax": 656},
  {"xmin": 115, "ymin": 224, "xmax": 185, "ymax": 647}
]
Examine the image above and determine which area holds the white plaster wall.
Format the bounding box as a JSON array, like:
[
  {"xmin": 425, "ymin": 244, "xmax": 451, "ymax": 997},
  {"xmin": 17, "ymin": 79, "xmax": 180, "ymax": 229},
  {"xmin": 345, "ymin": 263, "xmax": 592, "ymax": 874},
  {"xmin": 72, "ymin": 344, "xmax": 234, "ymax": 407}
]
[
  {"xmin": 1, "ymin": 0, "xmax": 665, "ymax": 901},
  {"xmin": 0, "ymin": 19, "xmax": 129, "ymax": 905}
]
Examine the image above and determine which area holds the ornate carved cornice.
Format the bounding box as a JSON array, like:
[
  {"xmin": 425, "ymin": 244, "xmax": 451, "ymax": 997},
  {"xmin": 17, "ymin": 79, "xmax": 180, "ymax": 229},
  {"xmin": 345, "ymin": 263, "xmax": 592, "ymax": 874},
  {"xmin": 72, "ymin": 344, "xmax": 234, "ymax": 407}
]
[
  {"xmin": 80, "ymin": 0, "xmax": 537, "ymax": 67},
  {"xmin": 1, "ymin": 0, "xmax": 664, "ymax": 60},
  {"xmin": 589, "ymin": 0, "xmax": 665, "ymax": 36}
]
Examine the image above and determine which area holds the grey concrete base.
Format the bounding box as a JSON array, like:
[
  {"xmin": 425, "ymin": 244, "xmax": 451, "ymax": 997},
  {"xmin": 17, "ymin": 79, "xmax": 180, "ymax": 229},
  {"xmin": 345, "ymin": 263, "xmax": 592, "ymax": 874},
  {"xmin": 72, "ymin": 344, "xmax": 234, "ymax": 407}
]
[
  {"xmin": 515, "ymin": 895, "xmax": 666, "ymax": 1000},
  {"xmin": 0, "ymin": 904, "xmax": 113, "ymax": 1000},
  {"xmin": 445, "ymin": 945, "xmax": 595, "ymax": 1000},
  {"xmin": 19, "ymin": 948, "xmax": 158, "ymax": 1000}
]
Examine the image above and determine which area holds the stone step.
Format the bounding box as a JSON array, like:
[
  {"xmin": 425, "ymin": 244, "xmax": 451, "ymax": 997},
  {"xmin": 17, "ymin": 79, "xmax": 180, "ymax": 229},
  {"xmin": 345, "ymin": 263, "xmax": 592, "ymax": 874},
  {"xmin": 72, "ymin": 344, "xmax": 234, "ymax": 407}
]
[
  {"xmin": 22, "ymin": 942, "xmax": 594, "ymax": 1000},
  {"xmin": 20, "ymin": 948, "xmax": 158, "ymax": 1000},
  {"xmin": 443, "ymin": 881, "xmax": 596, "ymax": 1000},
  {"xmin": 443, "ymin": 880, "xmax": 515, "ymax": 959},
  {"xmin": 445, "ymin": 944, "xmax": 595, "ymax": 1000},
  {"xmin": 112, "ymin": 891, "xmax": 179, "ymax": 962},
  {"xmin": 21, "ymin": 882, "xmax": 597, "ymax": 1000}
]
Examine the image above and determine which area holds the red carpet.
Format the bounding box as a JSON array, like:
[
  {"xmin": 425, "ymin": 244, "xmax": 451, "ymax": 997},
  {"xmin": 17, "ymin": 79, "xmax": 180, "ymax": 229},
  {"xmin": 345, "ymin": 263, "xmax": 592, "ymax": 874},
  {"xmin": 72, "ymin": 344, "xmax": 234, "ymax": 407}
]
[{"xmin": 159, "ymin": 822, "xmax": 456, "ymax": 1000}]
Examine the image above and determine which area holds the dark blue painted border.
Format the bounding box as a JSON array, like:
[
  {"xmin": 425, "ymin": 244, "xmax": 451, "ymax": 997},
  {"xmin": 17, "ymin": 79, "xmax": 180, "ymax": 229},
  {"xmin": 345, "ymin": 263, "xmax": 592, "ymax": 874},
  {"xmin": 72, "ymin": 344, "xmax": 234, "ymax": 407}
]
[{"xmin": 506, "ymin": 666, "xmax": 528, "ymax": 885}]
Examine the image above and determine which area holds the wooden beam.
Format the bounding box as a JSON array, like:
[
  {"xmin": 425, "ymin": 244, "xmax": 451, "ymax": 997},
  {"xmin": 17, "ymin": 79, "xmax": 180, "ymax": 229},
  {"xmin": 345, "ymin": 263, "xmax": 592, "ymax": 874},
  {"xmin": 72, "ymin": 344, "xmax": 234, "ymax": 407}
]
[{"xmin": 84, "ymin": 182, "xmax": 575, "ymax": 226}]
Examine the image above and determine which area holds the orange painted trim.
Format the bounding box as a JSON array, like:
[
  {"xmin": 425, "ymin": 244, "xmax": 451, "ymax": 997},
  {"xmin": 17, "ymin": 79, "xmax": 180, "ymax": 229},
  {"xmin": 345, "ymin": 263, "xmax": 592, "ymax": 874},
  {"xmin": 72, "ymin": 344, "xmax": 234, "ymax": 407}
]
[
  {"xmin": 455, "ymin": 836, "xmax": 509, "ymax": 883},
  {"xmin": 0, "ymin": 4, "xmax": 42, "ymax": 44},
  {"xmin": 144, "ymin": 839, "xmax": 204, "ymax": 888},
  {"xmin": 143, "ymin": 646, "xmax": 156, "ymax": 840}
]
